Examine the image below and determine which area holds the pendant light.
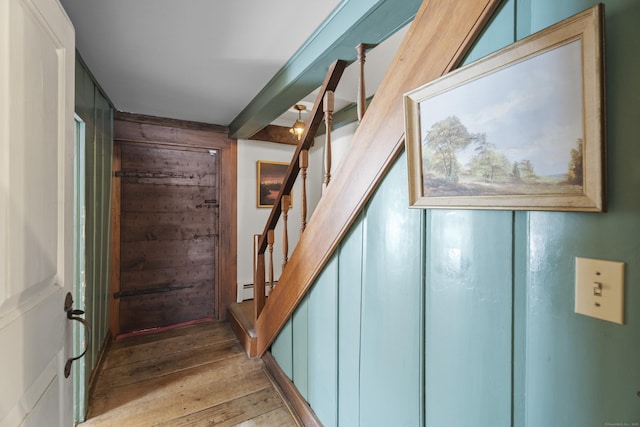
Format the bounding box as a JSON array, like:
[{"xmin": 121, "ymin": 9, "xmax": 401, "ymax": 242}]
[{"xmin": 289, "ymin": 104, "xmax": 306, "ymax": 141}]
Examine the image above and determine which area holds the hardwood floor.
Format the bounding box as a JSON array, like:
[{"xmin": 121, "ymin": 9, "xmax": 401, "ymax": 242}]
[{"xmin": 82, "ymin": 321, "xmax": 299, "ymax": 427}]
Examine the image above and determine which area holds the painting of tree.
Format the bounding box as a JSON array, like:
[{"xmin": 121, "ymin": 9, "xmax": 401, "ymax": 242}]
[
  {"xmin": 417, "ymin": 38, "xmax": 585, "ymax": 198},
  {"xmin": 404, "ymin": 5, "xmax": 605, "ymax": 211},
  {"xmin": 423, "ymin": 116, "xmax": 476, "ymax": 182},
  {"xmin": 566, "ymin": 138, "xmax": 583, "ymax": 184}
]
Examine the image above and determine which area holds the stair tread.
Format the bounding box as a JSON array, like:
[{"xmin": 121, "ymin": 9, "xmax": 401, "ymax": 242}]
[{"xmin": 229, "ymin": 301, "xmax": 256, "ymax": 338}]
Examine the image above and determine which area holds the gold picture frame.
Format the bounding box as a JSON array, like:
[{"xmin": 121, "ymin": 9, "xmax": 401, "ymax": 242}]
[
  {"xmin": 404, "ymin": 4, "xmax": 605, "ymax": 212},
  {"xmin": 257, "ymin": 160, "xmax": 293, "ymax": 208}
]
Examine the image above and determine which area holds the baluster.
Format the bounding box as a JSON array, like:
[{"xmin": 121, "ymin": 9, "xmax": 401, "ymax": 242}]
[
  {"xmin": 267, "ymin": 229, "xmax": 275, "ymax": 291},
  {"xmin": 299, "ymin": 150, "xmax": 308, "ymax": 232},
  {"xmin": 281, "ymin": 195, "xmax": 290, "ymax": 268},
  {"xmin": 323, "ymin": 91, "xmax": 334, "ymax": 191},
  {"xmin": 253, "ymin": 234, "xmax": 265, "ymax": 321},
  {"xmin": 356, "ymin": 43, "xmax": 367, "ymax": 122}
]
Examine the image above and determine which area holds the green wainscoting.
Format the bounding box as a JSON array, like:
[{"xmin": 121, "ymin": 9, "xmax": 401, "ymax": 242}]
[
  {"xmin": 425, "ymin": 210, "xmax": 513, "ymax": 425},
  {"xmin": 73, "ymin": 56, "xmax": 114, "ymax": 423},
  {"xmin": 272, "ymin": 0, "xmax": 640, "ymax": 425}
]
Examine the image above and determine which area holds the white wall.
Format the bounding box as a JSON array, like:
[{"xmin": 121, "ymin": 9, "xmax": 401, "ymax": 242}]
[{"xmin": 236, "ymin": 124, "xmax": 356, "ymax": 300}]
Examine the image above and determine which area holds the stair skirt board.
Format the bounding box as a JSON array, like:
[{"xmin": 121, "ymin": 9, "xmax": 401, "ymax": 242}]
[{"xmin": 262, "ymin": 352, "xmax": 322, "ymax": 427}]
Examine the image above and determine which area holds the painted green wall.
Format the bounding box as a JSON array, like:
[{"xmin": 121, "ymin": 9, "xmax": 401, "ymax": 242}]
[
  {"xmin": 272, "ymin": 0, "xmax": 640, "ymax": 425},
  {"xmin": 74, "ymin": 56, "xmax": 114, "ymax": 422}
]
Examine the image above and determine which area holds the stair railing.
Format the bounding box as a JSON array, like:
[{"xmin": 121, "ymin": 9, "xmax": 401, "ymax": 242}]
[{"xmin": 253, "ymin": 59, "xmax": 348, "ymax": 325}]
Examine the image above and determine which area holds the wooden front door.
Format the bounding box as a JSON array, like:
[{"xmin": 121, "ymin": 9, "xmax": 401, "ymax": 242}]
[{"xmin": 118, "ymin": 144, "xmax": 219, "ymax": 334}]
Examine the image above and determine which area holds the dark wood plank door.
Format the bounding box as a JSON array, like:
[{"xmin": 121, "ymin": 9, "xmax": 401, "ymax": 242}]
[{"xmin": 118, "ymin": 144, "xmax": 219, "ymax": 333}]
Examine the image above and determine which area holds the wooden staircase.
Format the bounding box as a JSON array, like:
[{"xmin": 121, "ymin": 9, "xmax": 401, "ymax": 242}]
[{"xmin": 229, "ymin": 0, "xmax": 502, "ymax": 359}]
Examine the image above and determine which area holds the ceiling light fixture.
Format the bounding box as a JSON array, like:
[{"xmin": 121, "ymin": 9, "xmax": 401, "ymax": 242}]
[{"xmin": 289, "ymin": 104, "xmax": 307, "ymax": 141}]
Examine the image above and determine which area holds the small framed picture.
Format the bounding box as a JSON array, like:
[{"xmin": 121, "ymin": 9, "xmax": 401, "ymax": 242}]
[{"xmin": 257, "ymin": 161, "xmax": 292, "ymax": 208}]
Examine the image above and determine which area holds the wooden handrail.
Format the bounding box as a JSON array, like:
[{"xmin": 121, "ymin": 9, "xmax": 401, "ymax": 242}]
[
  {"xmin": 255, "ymin": 0, "xmax": 502, "ymax": 356},
  {"xmin": 256, "ymin": 60, "xmax": 348, "ymax": 255}
]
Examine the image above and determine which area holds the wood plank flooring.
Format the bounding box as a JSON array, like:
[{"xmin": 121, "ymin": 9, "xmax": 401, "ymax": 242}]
[{"xmin": 82, "ymin": 321, "xmax": 299, "ymax": 427}]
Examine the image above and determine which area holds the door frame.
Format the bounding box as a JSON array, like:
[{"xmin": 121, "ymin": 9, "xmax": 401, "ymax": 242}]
[
  {"xmin": 110, "ymin": 112, "xmax": 237, "ymax": 337},
  {"xmin": 73, "ymin": 114, "xmax": 88, "ymax": 422}
]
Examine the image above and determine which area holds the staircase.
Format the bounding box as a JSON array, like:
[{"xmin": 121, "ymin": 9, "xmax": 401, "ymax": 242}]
[{"xmin": 229, "ymin": 0, "xmax": 502, "ymax": 358}]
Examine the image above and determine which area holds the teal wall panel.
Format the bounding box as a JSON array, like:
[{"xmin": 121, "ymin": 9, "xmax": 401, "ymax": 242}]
[
  {"xmin": 73, "ymin": 56, "xmax": 114, "ymax": 423},
  {"xmin": 523, "ymin": 1, "xmax": 640, "ymax": 425},
  {"xmin": 463, "ymin": 0, "xmax": 515, "ymax": 64},
  {"xmin": 337, "ymin": 217, "xmax": 364, "ymax": 427},
  {"xmin": 292, "ymin": 293, "xmax": 309, "ymax": 399},
  {"xmin": 425, "ymin": 210, "xmax": 513, "ymax": 426},
  {"xmin": 271, "ymin": 1, "xmax": 640, "ymax": 425},
  {"xmin": 308, "ymin": 257, "xmax": 339, "ymax": 427},
  {"xmin": 272, "ymin": 318, "xmax": 293, "ymax": 379},
  {"xmin": 359, "ymin": 155, "xmax": 423, "ymax": 427}
]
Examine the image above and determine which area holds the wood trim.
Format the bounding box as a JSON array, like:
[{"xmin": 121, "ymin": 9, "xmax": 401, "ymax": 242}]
[
  {"xmin": 109, "ymin": 144, "xmax": 121, "ymax": 337},
  {"xmin": 114, "ymin": 111, "xmax": 228, "ymax": 134},
  {"xmin": 262, "ymin": 352, "xmax": 321, "ymax": 427},
  {"xmin": 249, "ymin": 125, "xmax": 298, "ymax": 145},
  {"xmin": 87, "ymin": 331, "xmax": 113, "ymax": 411},
  {"xmin": 256, "ymin": 0, "xmax": 503, "ymax": 356},
  {"xmin": 112, "ymin": 113, "xmax": 237, "ymax": 321}
]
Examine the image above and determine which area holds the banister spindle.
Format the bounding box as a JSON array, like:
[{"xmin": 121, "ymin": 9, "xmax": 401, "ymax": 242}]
[
  {"xmin": 267, "ymin": 229, "xmax": 275, "ymax": 291},
  {"xmin": 253, "ymin": 234, "xmax": 265, "ymax": 321},
  {"xmin": 299, "ymin": 150, "xmax": 308, "ymax": 232},
  {"xmin": 323, "ymin": 91, "xmax": 334, "ymax": 190},
  {"xmin": 356, "ymin": 43, "xmax": 368, "ymax": 122},
  {"xmin": 281, "ymin": 195, "xmax": 290, "ymax": 268}
]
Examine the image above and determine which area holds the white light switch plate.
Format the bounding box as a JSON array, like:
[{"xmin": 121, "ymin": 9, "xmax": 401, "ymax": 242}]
[{"xmin": 575, "ymin": 257, "xmax": 624, "ymax": 324}]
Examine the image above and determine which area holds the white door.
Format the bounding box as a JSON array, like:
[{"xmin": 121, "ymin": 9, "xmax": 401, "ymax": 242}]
[{"xmin": 0, "ymin": 0, "xmax": 75, "ymax": 425}]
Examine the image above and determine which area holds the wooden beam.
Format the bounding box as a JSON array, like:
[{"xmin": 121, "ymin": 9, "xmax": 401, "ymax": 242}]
[
  {"xmin": 228, "ymin": 0, "xmax": 422, "ymax": 139},
  {"xmin": 256, "ymin": 0, "xmax": 503, "ymax": 356},
  {"xmin": 248, "ymin": 125, "xmax": 298, "ymax": 146},
  {"xmin": 114, "ymin": 111, "xmax": 228, "ymax": 134}
]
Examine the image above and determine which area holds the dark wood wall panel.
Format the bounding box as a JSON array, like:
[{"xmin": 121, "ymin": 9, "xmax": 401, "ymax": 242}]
[
  {"xmin": 120, "ymin": 144, "xmax": 218, "ymax": 187},
  {"xmin": 119, "ymin": 142, "xmax": 218, "ymax": 332},
  {"xmin": 119, "ymin": 279, "xmax": 215, "ymax": 332},
  {"xmin": 121, "ymin": 211, "xmax": 218, "ymax": 243},
  {"xmin": 121, "ymin": 183, "xmax": 218, "ymax": 212},
  {"xmin": 121, "ymin": 265, "xmax": 215, "ymax": 289},
  {"xmin": 113, "ymin": 112, "xmax": 236, "ymax": 335},
  {"xmin": 121, "ymin": 239, "xmax": 216, "ymax": 271}
]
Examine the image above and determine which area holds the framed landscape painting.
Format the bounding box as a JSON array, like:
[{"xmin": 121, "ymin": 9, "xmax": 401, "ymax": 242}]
[
  {"xmin": 404, "ymin": 4, "xmax": 605, "ymax": 211},
  {"xmin": 257, "ymin": 160, "xmax": 291, "ymax": 208}
]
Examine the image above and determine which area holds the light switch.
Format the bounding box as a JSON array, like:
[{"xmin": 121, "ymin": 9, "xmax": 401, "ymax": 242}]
[{"xmin": 575, "ymin": 257, "xmax": 624, "ymax": 324}]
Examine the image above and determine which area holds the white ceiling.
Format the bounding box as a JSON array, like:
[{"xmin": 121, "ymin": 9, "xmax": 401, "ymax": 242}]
[{"xmin": 60, "ymin": 0, "xmax": 344, "ymax": 126}]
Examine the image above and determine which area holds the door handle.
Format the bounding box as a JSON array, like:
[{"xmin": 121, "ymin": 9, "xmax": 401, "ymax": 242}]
[{"xmin": 64, "ymin": 292, "xmax": 92, "ymax": 378}]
